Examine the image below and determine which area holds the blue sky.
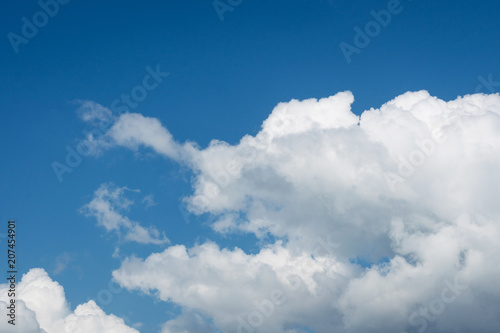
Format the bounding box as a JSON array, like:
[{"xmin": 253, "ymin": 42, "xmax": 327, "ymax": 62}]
[{"xmin": 1, "ymin": 1, "xmax": 500, "ymax": 332}]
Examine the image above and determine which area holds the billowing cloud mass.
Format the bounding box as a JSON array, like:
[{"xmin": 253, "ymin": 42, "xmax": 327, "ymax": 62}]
[
  {"xmin": 81, "ymin": 183, "xmax": 169, "ymax": 245},
  {"xmin": 0, "ymin": 268, "xmax": 139, "ymax": 333},
  {"xmin": 81, "ymin": 91, "xmax": 500, "ymax": 332}
]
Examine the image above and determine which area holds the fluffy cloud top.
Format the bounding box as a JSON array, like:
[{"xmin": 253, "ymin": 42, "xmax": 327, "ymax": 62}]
[
  {"xmin": 82, "ymin": 91, "xmax": 500, "ymax": 332},
  {"xmin": 0, "ymin": 268, "xmax": 138, "ymax": 333}
]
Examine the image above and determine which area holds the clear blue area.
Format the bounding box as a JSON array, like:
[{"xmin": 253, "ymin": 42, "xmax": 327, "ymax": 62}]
[{"xmin": 1, "ymin": 0, "xmax": 499, "ymax": 332}]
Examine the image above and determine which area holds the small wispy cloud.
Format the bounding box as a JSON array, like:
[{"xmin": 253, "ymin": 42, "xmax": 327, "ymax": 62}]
[
  {"xmin": 80, "ymin": 183, "xmax": 169, "ymax": 245},
  {"xmin": 53, "ymin": 252, "xmax": 74, "ymax": 276},
  {"xmin": 142, "ymin": 194, "xmax": 157, "ymax": 209}
]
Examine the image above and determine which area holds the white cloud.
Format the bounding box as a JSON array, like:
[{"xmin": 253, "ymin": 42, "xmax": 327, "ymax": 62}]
[
  {"xmin": 77, "ymin": 100, "xmax": 115, "ymax": 131},
  {"xmin": 0, "ymin": 299, "xmax": 46, "ymax": 333},
  {"xmin": 142, "ymin": 194, "xmax": 158, "ymax": 209},
  {"xmin": 113, "ymin": 241, "xmax": 352, "ymax": 332},
  {"xmin": 75, "ymin": 100, "xmax": 117, "ymax": 156},
  {"xmin": 107, "ymin": 113, "xmax": 183, "ymax": 160},
  {"xmin": 59, "ymin": 301, "xmax": 138, "ymax": 333},
  {"xmin": 0, "ymin": 268, "xmax": 138, "ymax": 333},
  {"xmin": 53, "ymin": 253, "xmax": 74, "ymax": 276},
  {"xmin": 81, "ymin": 183, "xmax": 169, "ymax": 245},
  {"xmin": 88, "ymin": 91, "xmax": 500, "ymax": 332}
]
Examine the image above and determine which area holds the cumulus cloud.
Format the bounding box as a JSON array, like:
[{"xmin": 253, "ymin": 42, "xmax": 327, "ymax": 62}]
[
  {"xmin": 0, "ymin": 268, "xmax": 138, "ymax": 333},
  {"xmin": 87, "ymin": 91, "xmax": 500, "ymax": 332},
  {"xmin": 80, "ymin": 183, "xmax": 169, "ymax": 245},
  {"xmin": 113, "ymin": 240, "xmax": 352, "ymax": 332}
]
